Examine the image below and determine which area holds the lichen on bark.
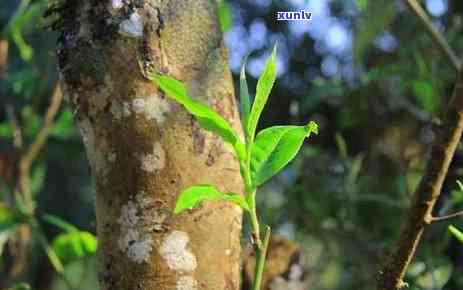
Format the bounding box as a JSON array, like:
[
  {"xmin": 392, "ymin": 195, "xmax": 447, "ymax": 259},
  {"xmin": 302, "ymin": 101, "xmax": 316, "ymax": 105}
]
[{"xmin": 54, "ymin": 0, "xmax": 243, "ymax": 289}]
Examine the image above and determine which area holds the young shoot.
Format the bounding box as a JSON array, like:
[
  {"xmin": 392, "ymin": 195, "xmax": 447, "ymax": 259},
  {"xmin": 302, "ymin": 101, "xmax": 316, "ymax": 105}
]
[{"xmin": 151, "ymin": 45, "xmax": 318, "ymax": 290}]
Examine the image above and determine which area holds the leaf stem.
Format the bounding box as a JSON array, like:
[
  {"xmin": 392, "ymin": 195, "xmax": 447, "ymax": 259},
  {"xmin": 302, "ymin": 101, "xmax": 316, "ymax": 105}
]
[
  {"xmin": 248, "ymin": 190, "xmax": 262, "ymax": 248},
  {"xmin": 252, "ymin": 225, "xmax": 271, "ymax": 290}
]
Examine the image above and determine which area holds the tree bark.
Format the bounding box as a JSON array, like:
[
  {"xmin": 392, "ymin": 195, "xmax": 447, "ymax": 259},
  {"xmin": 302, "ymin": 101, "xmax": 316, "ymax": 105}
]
[{"xmin": 55, "ymin": 1, "xmax": 243, "ymax": 289}]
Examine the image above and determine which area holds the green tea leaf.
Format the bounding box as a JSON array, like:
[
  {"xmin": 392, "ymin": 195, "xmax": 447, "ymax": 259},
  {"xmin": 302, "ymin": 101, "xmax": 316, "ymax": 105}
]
[
  {"xmin": 51, "ymin": 231, "xmax": 98, "ymax": 265},
  {"xmin": 152, "ymin": 74, "xmax": 246, "ymax": 162},
  {"xmin": 247, "ymin": 45, "xmax": 277, "ymax": 140},
  {"xmin": 218, "ymin": 0, "xmax": 232, "ymax": 33},
  {"xmin": 251, "ymin": 121, "xmax": 318, "ymax": 186},
  {"xmin": 449, "ymin": 225, "xmax": 463, "ymax": 244},
  {"xmin": 174, "ymin": 185, "xmax": 249, "ymax": 214},
  {"xmin": 240, "ymin": 59, "xmax": 251, "ymax": 136}
]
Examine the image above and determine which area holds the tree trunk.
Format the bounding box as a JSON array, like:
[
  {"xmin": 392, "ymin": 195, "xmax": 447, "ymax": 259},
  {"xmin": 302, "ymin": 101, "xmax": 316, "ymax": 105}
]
[{"xmin": 56, "ymin": 1, "xmax": 243, "ymax": 289}]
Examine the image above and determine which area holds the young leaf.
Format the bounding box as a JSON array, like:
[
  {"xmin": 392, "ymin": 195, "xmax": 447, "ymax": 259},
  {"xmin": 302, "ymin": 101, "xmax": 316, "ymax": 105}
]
[
  {"xmin": 247, "ymin": 45, "xmax": 277, "ymax": 140},
  {"xmin": 240, "ymin": 59, "xmax": 251, "ymax": 135},
  {"xmin": 174, "ymin": 185, "xmax": 249, "ymax": 214},
  {"xmin": 251, "ymin": 121, "xmax": 318, "ymax": 186},
  {"xmin": 449, "ymin": 225, "xmax": 463, "ymax": 244},
  {"xmin": 151, "ymin": 74, "xmax": 246, "ymax": 162}
]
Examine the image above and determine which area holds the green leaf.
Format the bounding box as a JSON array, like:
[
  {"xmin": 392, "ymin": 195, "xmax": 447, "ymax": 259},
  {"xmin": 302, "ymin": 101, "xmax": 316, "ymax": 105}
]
[
  {"xmin": 218, "ymin": 0, "xmax": 232, "ymax": 33},
  {"xmin": 2, "ymin": 282, "xmax": 31, "ymax": 290},
  {"xmin": 0, "ymin": 203, "xmax": 21, "ymax": 232},
  {"xmin": 51, "ymin": 231, "xmax": 98, "ymax": 266},
  {"xmin": 251, "ymin": 121, "xmax": 318, "ymax": 186},
  {"xmin": 51, "ymin": 108, "xmax": 76, "ymax": 139},
  {"xmin": 247, "ymin": 45, "xmax": 277, "ymax": 140},
  {"xmin": 411, "ymin": 79, "xmax": 434, "ymax": 113},
  {"xmin": 174, "ymin": 185, "xmax": 249, "ymax": 214},
  {"xmin": 356, "ymin": 0, "xmax": 368, "ymax": 10},
  {"xmin": 449, "ymin": 225, "xmax": 463, "ymax": 244},
  {"xmin": 240, "ymin": 58, "xmax": 251, "ymax": 136},
  {"xmin": 4, "ymin": 0, "xmax": 48, "ymax": 62},
  {"xmin": 151, "ymin": 74, "xmax": 246, "ymax": 162},
  {"xmin": 42, "ymin": 214, "xmax": 79, "ymax": 233},
  {"xmin": 457, "ymin": 180, "xmax": 463, "ymax": 191}
]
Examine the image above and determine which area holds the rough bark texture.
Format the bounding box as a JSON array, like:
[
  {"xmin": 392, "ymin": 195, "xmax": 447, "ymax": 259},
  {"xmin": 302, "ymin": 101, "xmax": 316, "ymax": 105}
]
[
  {"xmin": 376, "ymin": 68, "xmax": 463, "ymax": 290},
  {"xmin": 55, "ymin": 1, "xmax": 243, "ymax": 289}
]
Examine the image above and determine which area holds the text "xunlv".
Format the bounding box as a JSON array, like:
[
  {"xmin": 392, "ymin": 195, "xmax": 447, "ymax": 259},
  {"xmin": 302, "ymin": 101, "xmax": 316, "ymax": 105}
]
[{"xmin": 277, "ymin": 10, "xmax": 312, "ymax": 21}]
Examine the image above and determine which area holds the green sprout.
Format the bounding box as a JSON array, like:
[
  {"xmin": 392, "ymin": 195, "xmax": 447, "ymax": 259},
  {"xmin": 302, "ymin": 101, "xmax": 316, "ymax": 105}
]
[{"xmin": 151, "ymin": 45, "xmax": 318, "ymax": 290}]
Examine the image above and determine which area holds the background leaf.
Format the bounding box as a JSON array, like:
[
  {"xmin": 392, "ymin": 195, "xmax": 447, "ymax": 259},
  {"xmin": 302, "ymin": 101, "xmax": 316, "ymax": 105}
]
[
  {"xmin": 218, "ymin": 0, "xmax": 232, "ymax": 33},
  {"xmin": 247, "ymin": 45, "xmax": 277, "ymax": 140},
  {"xmin": 174, "ymin": 185, "xmax": 249, "ymax": 214},
  {"xmin": 51, "ymin": 231, "xmax": 97, "ymax": 266},
  {"xmin": 251, "ymin": 122, "xmax": 318, "ymax": 186},
  {"xmin": 42, "ymin": 213, "xmax": 79, "ymax": 233},
  {"xmin": 449, "ymin": 225, "xmax": 463, "ymax": 244}
]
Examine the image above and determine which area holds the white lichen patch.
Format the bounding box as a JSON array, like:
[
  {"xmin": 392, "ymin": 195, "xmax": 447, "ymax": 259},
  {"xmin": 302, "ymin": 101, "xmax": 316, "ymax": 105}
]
[
  {"xmin": 160, "ymin": 231, "xmax": 197, "ymax": 272},
  {"xmin": 78, "ymin": 118, "xmax": 95, "ymax": 151},
  {"xmin": 118, "ymin": 192, "xmax": 155, "ymax": 263},
  {"xmin": 132, "ymin": 96, "xmax": 171, "ymax": 124},
  {"xmin": 78, "ymin": 119, "xmax": 110, "ymax": 183},
  {"xmin": 119, "ymin": 11, "xmax": 143, "ymax": 38},
  {"xmin": 269, "ymin": 277, "xmax": 305, "ymax": 290},
  {"xmin": 132, "ymin": 98, "xmax": 145, "ymax": 113},
  {"xmin": 139, "ymin": 142, "xmax": 166, "ymax": 172},
  {"xmin": 176, "ymin": 276, "xmax": 198, "ymax": 290},
  {"xmin": 112, "ymin": 0, "xmax": 124, "ymax": 9},
  {"xmin": 111, "ymin": 101, "xmax": 132, "ymax": 120}
]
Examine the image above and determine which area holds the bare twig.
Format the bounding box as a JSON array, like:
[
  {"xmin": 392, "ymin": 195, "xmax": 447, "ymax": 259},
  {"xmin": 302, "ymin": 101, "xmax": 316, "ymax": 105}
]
[
  {"xmin": 431, "ymin": 211, "xmax": 463, "ymax": 223},
  {"xmin": 376, "ymin": 67, "xmax": 463, "ymax": 290},
  {"xmin": 0, "ymin": 40, "xmax": 8, "ymax": 76},
  {"xmin": 6, "ymin": 105, "xmax": 23, "ymax": 149},
  {"xmin": 405, "ymin": 0, "xmax": 461, "ymax": 70},
  {"xmin": 18, "ymin": 85, "xmax": 63, "ymax": 213}
]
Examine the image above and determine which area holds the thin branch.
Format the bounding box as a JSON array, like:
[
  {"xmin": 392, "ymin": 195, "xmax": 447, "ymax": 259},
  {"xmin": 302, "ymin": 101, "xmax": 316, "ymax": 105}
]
[
  {"xmin": 431, "ymin": 211, "xmax": 463, "ymax": 223},
  {"xmin": 18, "ymin": 85, "xmax": 63, "ymax": 213},
  {"xmin": 376, "ymin": 67, "xmax": 463, "ymax": 290},
  {"xmin": 6, "ymin": 105, "xmax": 23, "ymax": 149},
  {"xmin": 0, "ymin": 39, "xmax": 8, "ymax": 76},
  {"xmin": 405, "ymin": 0, "xmax": 461, "ymax": 71}
]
